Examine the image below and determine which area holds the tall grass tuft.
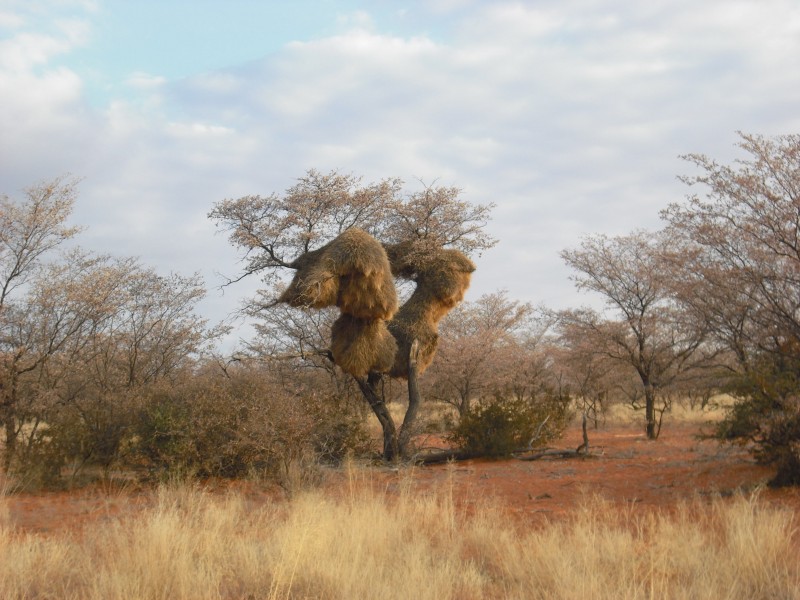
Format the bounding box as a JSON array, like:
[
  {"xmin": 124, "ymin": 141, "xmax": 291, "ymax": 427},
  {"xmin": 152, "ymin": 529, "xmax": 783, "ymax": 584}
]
[{"xmin": 0, "ymin": 475, "xmax": 797, "ymax": 599}]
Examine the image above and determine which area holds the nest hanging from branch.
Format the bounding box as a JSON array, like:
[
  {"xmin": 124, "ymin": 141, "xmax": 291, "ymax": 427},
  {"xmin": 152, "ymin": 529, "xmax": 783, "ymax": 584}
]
[
  {"xmin": 279, "ymin": 228, "xmax": 399, "ymax": 320},
  {"xmin": 330, "ymin": 314, "xmax": 398, "ymax": 377},
  {"xmin": 277, "ymin": 229, "xmax": 475, "ymax": 379},
  {"xmin": 385, "ymin": 246, "xmax": 475, "ymax": 378}
]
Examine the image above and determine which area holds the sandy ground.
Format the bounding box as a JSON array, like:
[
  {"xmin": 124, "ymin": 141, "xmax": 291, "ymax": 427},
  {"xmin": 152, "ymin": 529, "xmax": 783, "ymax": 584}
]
[
  {"xmin": 400, "ymin": 422, "xmax": 800, "ymax": 521},
  {"xmin": 4, "ymin": 420, "xmax": 800, "ymax": 534}
]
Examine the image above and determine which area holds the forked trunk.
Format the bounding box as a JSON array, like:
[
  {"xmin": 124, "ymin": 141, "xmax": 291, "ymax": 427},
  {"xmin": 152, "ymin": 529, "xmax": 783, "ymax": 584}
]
[
  {"xmin": 356, "ymin": 372, "xmax": 399, "ymax": 462},
  {"xmin": 356, "ymin": 341, "xmax": 423, "ymax": 462}
]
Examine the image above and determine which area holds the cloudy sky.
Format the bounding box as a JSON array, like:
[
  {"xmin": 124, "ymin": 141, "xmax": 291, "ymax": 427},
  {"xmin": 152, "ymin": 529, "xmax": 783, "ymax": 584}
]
[{"xmin": 2, "ymin": 0, "xmax": 799, "ymax": 347}]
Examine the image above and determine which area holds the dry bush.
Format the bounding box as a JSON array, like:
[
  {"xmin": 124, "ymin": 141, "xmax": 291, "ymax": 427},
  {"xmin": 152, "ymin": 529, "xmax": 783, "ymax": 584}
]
[
  {"xmin": 0, "ymin": 478, "xmax": 797, "ymax": 599},
  {"xmin": 7, "ymin": 362, "xmax": 372, "ymax": 490},
  {"xmin": 133, "ymin": 368, "xmax": 371, "ymax": 486}
]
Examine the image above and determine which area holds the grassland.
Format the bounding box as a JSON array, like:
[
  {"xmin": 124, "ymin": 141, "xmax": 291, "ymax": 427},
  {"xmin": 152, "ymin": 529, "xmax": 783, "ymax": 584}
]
[{"xmin": 1, "ymin": 463, "xmax": 798, "ymax": 600}]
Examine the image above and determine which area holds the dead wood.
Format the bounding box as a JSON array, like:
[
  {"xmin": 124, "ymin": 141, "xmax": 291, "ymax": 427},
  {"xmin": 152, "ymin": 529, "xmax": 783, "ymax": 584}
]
[{"xmin": 514, "ymin": 447, "xmax": 597, "ymax": 461}]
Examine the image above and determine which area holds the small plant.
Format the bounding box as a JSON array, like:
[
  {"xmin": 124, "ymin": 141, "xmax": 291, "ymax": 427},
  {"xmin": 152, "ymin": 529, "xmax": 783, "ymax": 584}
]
[{"xmin": 448, "ymin": 395, "xmax": 571, "ymax": 458}]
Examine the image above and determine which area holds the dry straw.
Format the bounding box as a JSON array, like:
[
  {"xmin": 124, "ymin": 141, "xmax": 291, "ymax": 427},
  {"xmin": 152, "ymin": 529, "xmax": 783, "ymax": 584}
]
[
  {"xmin": 330, "ymin": 314, "xmax": 398, "ymax": 377},
  {"xmin": 279, "ymin": 228, "xmax": 398, "ymax": 320},
  {"xmin": 279, "ymin": 230, "xmax": 474, "ymax": 379}
]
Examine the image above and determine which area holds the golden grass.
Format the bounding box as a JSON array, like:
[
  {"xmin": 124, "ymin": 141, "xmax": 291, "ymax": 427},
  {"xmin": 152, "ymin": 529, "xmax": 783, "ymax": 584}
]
[
  {"xmin": 1, "ymin": 468, "xmax": 797, "ymax": 600},
  {"xmin": 602, "ymin": 394, "xmax": 736, "ymax": 427}
]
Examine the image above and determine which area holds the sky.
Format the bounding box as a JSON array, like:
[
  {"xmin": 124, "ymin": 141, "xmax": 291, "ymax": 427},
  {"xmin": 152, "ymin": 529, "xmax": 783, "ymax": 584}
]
[{"xmin": 2, "ymin": 0, "xmax": 800, "ymax": 349}]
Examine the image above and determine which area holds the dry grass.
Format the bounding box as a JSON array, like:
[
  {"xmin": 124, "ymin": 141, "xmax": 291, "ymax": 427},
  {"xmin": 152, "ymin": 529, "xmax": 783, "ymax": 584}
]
[
  {"xmin": 602, "ymin": 394, "xmax": 736, "ymax": 427},
  {"xmin": 1, "ymin": 467, "xmax": 797, "ymax": 600}
]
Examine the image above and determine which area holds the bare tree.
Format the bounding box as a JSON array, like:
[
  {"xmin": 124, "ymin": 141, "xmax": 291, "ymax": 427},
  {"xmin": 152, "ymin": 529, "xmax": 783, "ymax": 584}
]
[
  {"xmin": 552, "ymin": 319, "xmax": 622, "ymax": 427},
  {"xmin": 209, "ymin": 170, "xmax": 403, "ymax": 285},
  {"xmin": 7, "ymin": 252, "xmax": 210, "ymax": 475},
  {"xmin": 560, "ymin": 230, "xmax": 711, "ymax": 439},
  {"xmin": 424, "ymin": 291, "xmax": 533, "ymax": 416},
  {"xmin": 663, "ymin": 132, "xmax": 800, "ymax": 358},
  {"xmin": 662, "ymin": 132, "xmax": 800, "ymax": 484},
  {"xmin": 0, "ymin": 176, "xmax": 81, "ymax": 468}
]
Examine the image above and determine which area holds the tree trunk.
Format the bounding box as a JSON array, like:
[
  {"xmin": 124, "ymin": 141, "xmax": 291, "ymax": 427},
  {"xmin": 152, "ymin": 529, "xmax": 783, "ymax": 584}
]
[
  {"xmin": 644, "ymin": 384, "xmax": 657, "ymax": 440},
  {"xmin": 356, "ymin": 340, "xmax": 424, "ymax": 462},
  {"xmin": 398, "ymin": 340, "xmax": 421, "ymax": 459},
  {"xmin": 3, "ymin": 411, "xmax": 15, "ymax": 472},
  {"xmin": 576, "ymin": 411, "xmax": 590, "ymax": 454},
  {"xmin": 1, "ymin": 377, "xmax": 16, "ymax": 472},
  {"xmin": 355, "ymin": 372, "xmax": 399, "ymax": 462}
]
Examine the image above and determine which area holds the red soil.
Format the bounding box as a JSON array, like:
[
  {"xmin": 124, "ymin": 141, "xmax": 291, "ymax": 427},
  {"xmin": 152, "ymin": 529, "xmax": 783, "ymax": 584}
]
[
  {"xmin": 4, "ymin": 421, "xmax": 800, "ymax": 535},
  {"xmin": 402, "ymin": 422, "xmax": 800, "ymax": 521}
]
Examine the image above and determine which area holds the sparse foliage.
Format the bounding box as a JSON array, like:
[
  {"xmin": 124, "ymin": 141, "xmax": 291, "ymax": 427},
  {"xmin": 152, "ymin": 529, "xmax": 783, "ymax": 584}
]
[
  {"xmin": 0, "ymin": 176, "xmax": 81, "ymax": 469},
  {"xmin": 210, "ymin": 169, "xmax": 496, "ymax": 461},
  {"xmin": 560, "ymin": 230, "xmax": 713, "ymax": 438},
  {"xmin": 424, "ymin": 291, "xmax": 535, "ymax": 415},
  {"xmin": 663, "ymin": 132, "xmax": 800, "ymax": 484}
]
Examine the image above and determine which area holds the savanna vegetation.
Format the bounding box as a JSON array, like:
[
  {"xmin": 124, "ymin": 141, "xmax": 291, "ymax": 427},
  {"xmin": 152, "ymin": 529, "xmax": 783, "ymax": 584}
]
[
  {"xmin": 1, "ymin": 476, "xmax": 798, "ymax": 600},
  {"xmin": 1, "ymin": 132, "xmax": 800, "ymax": 488},
  {"xmin": 2, "ymin": 131, "xmax": 800, "ymax": 597}
]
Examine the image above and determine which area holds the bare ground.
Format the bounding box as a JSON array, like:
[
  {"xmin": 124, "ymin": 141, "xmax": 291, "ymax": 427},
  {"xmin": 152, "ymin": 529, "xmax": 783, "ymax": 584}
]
[{"xmin": 4, "ymin": 420, "xmax": 800, "ymax": 535}]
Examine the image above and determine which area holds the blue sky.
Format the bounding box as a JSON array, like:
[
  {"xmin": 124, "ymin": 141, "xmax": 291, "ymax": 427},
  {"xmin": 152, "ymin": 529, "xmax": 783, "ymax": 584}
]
[{"xmin": 2, "ymin": 0, "xmax": 800, "ymax": 348}]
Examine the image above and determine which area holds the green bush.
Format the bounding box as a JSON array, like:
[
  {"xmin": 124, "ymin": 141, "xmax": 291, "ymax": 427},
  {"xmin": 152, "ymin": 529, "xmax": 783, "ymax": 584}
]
[
  {"xmin": 716, "ymin": 349, "xmax": 800, "ymax": 487},
  {"xmin": 448, "ymin": 395, "xmax": 571, "ymax": 458}
]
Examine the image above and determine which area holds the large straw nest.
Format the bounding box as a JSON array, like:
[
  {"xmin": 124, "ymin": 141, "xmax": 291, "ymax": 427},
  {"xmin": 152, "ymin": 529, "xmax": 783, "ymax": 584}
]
[
  {"xmin": 277, "ymin": 247, "xmax": 336, "ymax": 308},
  {"xmin": 279, "ymin": 228, "xmax": 398, "ymax": 320},
  {"xmin": 330, "ymin": 313, "xmax": 398, "ymax": 377},
  {"xmin": 278, "ymin": 230, "xmax": 475, "ymax": 380},
  {"xmin": 388, "ymin": 248, "xmax": 475, "ymax": 378}
]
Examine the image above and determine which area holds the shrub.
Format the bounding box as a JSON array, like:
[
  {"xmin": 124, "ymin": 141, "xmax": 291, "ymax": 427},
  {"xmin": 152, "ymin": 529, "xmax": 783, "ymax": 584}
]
[
  {"xmin": 448, "ymin": 394, "xmax": 571, "ymax": 458},
  {"xmin": 9, "ymin": 361, "xmax": 374, "ymax": 489},
  {"xmin": 9, "ymin": 391, "xmax": 139, "ymax": 489},
  {"xmin": 715, "ymin": 349, "xmax": 800, "ymax": 487},
  {"xmin": 132, "ymin": 368, "xmax": 373, "ymax": 483}
]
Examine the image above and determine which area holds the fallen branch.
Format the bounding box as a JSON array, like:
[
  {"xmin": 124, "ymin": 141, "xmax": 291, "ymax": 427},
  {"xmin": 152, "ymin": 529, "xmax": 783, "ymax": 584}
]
[
  {"xmin": 411, "ymin": 449, "xmax": 477, "ymax": 465},
  {"xmin": 514, "ymin": 448, "xmax": 596, "ymax": 461}
]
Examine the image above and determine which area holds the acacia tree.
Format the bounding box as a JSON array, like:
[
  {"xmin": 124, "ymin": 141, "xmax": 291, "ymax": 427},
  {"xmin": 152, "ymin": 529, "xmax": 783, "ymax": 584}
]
[
  {"xmin": 0, "ymin": 176, "xmax": 81, "ymax": 468},
  {"xmin": 560, "ymin": 230, "xmax": 712, "ymax": 439},
  {"xmin": 424, "ymin": 291, "xmax": 533, "ymax": 416},
  {"xmin": 5, "ymin": 250, "xmax": 210, "ymax": 478},
  {"xmin": 210, "ymin": 169, "xmax": 495, "ymax": 460},
  {"xmin": 662, "ymin": 132, "xmax": 800, "ymax": 484},
  {"xmin": 551, "ymin": 318, "xmax": 625, "ymax": 427}
]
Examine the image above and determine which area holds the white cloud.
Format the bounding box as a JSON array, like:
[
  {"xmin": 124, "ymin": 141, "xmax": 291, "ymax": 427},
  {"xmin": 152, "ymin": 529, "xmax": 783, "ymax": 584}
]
[
  {"xmin": 0, "ymin": 10, "xmax": 24, "ymax": 29},
  {"xmin": 125, "ymin": 71, "xmax": 167, "ymax": 90},
  {"xmin": 0, "ymin": 31, "xmax": 72, "ymax": 70},
  {"xmin": 2, "ymin": 0, "xmax": 800, "ymax": 343}
]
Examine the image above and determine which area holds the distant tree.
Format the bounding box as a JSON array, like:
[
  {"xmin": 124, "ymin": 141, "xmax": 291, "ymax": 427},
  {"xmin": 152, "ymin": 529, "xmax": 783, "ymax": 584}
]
[
  {"xmin": 552, "ymin": 317, "xmax": 623, "ymax": 427},
  {"xmin": 210, "ymin": 169, "xmax": 496, "ymax": 460},
  {"xmin": 662, "ymin": 132, "xmax": 800, "ymax": 484},
  {"xmin": 424, "ymin": 291, "xmax": 533, "ymax": 416},
  {"xmin": 560, "ymin": 230, "xmax": 712, "ymax": 439},
  {"xmin": 0, "ymin": 176, "xmax": 81, "ymax": 469},
  {"xmin": 8, "ymin": 252, "xmax": 210, "ymax": 478}
]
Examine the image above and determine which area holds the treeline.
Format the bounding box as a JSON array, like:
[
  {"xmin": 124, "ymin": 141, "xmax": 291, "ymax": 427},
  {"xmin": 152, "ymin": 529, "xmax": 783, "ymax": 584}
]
[
  {"xmin": 2, "ymin": 132, "xmax": 799, "ymax": 487},
  {"xmin": 0, "ymin": 178, "xmax": 372, "ymax": 488}
]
